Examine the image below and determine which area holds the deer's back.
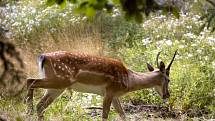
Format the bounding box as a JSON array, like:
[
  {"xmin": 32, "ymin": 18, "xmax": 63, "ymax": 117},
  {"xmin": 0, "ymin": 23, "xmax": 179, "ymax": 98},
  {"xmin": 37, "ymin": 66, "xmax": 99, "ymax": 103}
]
[{"xmin": 41, "ymin": 51, "xmax": 129, "ymax": 88}]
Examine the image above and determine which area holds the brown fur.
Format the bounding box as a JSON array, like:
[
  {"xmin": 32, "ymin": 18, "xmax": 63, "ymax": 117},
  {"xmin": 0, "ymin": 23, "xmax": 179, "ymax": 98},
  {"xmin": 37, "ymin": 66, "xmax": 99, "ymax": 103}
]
[
  {"xmin": 43, "ymin": 51, "xmax": 129, "ymax": 88},
  {"xmin": 25, "ymin": 51, "xmax": 177, "ymax": 121}
]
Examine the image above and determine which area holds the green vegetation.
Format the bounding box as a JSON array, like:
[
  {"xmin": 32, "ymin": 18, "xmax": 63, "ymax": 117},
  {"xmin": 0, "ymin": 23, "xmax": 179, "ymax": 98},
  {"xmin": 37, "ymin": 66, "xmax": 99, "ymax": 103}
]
[
  {"xmin": 47, "ymin": 0, "xmax": 181, "ymax": 22},
  {"xmin": 0, "ymin": 0, "xmax": 214, "ymax": 120}
]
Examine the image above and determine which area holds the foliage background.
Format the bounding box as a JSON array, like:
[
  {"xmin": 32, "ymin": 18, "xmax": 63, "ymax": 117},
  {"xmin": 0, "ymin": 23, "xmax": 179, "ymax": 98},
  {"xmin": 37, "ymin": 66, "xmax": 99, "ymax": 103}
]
[{"xmin": 0, "ymin": 0, "xmax": 214, "ymax": 120}]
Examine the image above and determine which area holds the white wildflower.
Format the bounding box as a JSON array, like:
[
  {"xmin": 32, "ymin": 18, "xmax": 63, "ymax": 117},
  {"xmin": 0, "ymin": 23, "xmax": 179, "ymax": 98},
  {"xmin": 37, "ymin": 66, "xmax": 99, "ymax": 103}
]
[
  {"xmin": 207, "ymin": 37, "xmax": 215, "ymax": 45},
  {"xmin": 205, "ymin": 56, "xmax": 209, "ymax": 61},
  {"xmin": 186, "ymin": 26, "xmax": 192, "ymax": 29},
  {"xmin": 191, "ymin": 43, "xmax": 197, "ymax": 47},
  {"xmin": 165, "ymin": 40, "xmax": 173, "ymax": 46},
  {"xmin": 62, "ymin": 13, "xmax": 66, "ymax": 17},
  {"xmin": 12, "ymin": 22, "xmax": 21, "ymax": 26},
  {"xmin": 179, "ymin": 45, "xmax": 185, "ymax": 49},
  {"xmin": 31, "ymin": 8, "xmax": 36, "ymax": 14},
  {"xmin": 87, "ymin": 95, "xmax": 93, "ymax": 100},
  {"xmin": 197, "ymin": 49, "xmax": 202, "ymax": 54},
  {"xmin": 142, "ymin": 37, "xmax": 151, "ymax": 45},
  {"xmin": 82, "ymin": 16, "xmax": 87, "ymax": 21},
  {"xmin": 29, "ymin": 20, "xmax": 34, "ymax": 25},
  {"xmin": 198, "ymin": 35, "xmax": 205, "ymax": 40},
  {"xmin": 112, "ymin": 8, "xmax": 121, "ymax": 17},
  {"xmin": 50, "ymin": 28, "xmax": 57, "ymax": 32},
  {"xmin": 184, "ymin": 32, "xmax": 196, "ymax": 39},
  {"xmin": 212, "ymin": 61, "xmax": 215, "ymax": 69},
  {"xmin": 188, "ymin": 54, "xmax": 193, "ymax": 57}
]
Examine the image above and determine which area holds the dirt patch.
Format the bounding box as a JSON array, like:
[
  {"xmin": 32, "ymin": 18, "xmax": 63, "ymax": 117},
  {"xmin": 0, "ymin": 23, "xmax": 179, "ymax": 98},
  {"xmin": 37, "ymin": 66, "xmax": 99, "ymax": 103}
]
[
  {"xmin": 124, "ymin": 103, "xmax": 179, "ymax": 119},
  {"xmin": 123, "ymin": 101, "xmax": 211, "ymax": 119}
]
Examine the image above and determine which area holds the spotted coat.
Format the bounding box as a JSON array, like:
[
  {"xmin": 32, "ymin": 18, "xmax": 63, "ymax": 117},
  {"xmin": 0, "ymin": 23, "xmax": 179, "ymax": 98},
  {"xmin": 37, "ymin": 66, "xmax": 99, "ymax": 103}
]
[{"xmin": 39, "ymin": 51, "xmax": 129, "ymax": 88}]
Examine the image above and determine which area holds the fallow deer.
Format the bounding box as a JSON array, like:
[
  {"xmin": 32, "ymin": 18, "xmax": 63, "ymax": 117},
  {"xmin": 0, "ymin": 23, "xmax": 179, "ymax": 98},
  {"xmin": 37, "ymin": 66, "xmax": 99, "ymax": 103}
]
[{"xmin": 26, "ymin": 50, "xmax": 177, "ymax": 121}]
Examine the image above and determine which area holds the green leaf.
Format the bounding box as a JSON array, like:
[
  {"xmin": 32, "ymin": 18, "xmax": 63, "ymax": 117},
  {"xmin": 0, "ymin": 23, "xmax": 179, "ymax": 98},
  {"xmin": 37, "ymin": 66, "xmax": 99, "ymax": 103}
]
[
  {"xmin": 212, "ymin": 27, "xmax": 215, "ymax": 32},
  {"xmin": 16, "ymin": 117, "xmax": 22, "ymax": 121},
  {"xmin": 46, "ymin": 0, "xmax": 56, "ymax": 6},
  {"xmin": 56, "ymin": 0, "xmax": 64, "ymax": 5},
  {"xmin": 113, "ymin": 0, "xmax": 120, "ymax": 4},
  {"xmin": 80, "ymin": 1, "xmax": 89, "ymax": 8},
  {"xmin": 206, "ymin": 14, "xmax": 214, "ymax": 29},
  {"xmin": 59, "ymin": 0, "xmax": 67, "ymax": 9},
  {"xmin": 89, "ymin": 0, "xmax": 97, "ymax": 4},
  {"xmin": 135, "ymin": 13, "xmax": 143, "ymax": 23},
  {"xmin": 162, "ymin": 7, "xmax": 168, "ymax": 16},
  {"xmin": 86, "ymin": 7, "xmax": 96, "ymax": 18},
  {"xmin": 94, "ymin": 0, "xmax": 106, "ymax": 10},
  {"xmin": 125, "ymin": 12, "xmax": 132, "ymax": 21},
  {"xmin": 68, "ymin": 0, "xmax": 77, "ymax": 4},
  {"xmin": 74, "ymin": 7, "xmax": 82, "ymax": 14},
  {"xmin": 199, "ymin": 13, "xmax": 209, "ymax": 20},
  {"xmin": 172, "ymin": 7, "xmax": 180, "ymax": 19},
  {"xmin": 75, "ymin": 1, "xmax": 88, "ymax": 14}
]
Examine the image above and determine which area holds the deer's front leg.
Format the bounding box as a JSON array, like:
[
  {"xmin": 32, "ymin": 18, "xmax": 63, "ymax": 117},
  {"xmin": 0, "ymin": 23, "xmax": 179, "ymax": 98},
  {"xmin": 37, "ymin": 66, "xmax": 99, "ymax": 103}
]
[
  {"xmin": 102, "ymin": 93, "xmax": 113, "ymax": 121},
  {"xmin": 112, "ymin": 98, "xmax": 126, "ymax": 121}
]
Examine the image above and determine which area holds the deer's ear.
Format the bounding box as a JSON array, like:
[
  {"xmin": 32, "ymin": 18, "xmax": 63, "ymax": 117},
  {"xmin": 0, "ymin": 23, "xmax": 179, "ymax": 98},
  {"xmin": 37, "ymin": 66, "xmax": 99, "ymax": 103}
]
[
  {"xmin": 147, "ymin": 63, "xmax": 154, "ymax": 71},
  {"xmin": 159, "ymin": 61, "xmax": 165, "ymax": 73}
]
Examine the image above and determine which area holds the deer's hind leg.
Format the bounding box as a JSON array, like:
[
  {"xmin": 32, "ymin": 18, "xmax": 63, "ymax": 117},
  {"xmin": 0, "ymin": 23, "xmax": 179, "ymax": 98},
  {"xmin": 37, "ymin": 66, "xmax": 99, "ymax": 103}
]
[
  {"xmin": 112, "ymin": 98, "xmax": 126, "ymax": 121},
  {"xmin": 25, "ymin": 78, "xmax": 68, "ymax": 115},
  {"xmin": 26, "ymin": 78, "xmax": 38, "ymax": 115},
  {"xmin": 36, "ymin": 89, "xmax": 64, "ymax": 121},
  {"xmin": 26, "ymin": 87, "xmax": 34, "ymax": 115},
  {"xmin": 26, "ymin": 78, "xmax": 50, "ymax": 115}
]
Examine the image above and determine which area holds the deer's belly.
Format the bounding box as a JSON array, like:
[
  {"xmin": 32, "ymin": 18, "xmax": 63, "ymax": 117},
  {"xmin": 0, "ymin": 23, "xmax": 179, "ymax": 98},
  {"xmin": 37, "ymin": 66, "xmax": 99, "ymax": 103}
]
[{"xmin": 70, "ymin": 83, "xmax": 106, "ymax": 95}]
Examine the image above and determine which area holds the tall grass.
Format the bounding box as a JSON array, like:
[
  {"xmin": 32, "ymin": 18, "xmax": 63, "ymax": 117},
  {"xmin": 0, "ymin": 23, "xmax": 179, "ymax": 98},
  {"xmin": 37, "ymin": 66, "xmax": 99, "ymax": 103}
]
[
  {"xmin": 114, "ymin": 13, "xmax": 215, "ymax": 118},
  {"xmin": 0, "ymin": 0, "xmax": 214, "ymax": 120},
  {"xmin": 0, "ymin": 1, "xmax": 110, "ymax": 120}
]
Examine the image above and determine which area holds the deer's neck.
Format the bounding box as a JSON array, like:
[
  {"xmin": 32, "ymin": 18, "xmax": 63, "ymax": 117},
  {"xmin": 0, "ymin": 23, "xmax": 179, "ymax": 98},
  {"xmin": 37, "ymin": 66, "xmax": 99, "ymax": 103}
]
[{"xmin": 127, "ymin": 70, "xmax": 160, "ymax": 92}]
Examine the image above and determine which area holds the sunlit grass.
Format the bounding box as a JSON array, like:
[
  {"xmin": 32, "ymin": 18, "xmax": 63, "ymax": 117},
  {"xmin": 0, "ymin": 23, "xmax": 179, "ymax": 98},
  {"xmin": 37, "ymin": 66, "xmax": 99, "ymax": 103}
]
[{"xmin": 0, "ymin": 0, "xmax": 214, "ymax": 120}]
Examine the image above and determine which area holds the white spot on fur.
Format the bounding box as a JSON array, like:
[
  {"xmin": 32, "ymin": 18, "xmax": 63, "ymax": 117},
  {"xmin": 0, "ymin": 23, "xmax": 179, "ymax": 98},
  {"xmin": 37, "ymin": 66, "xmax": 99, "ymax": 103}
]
[
  {"xmin": 65, "ymin": 65, "xmax": 68, "ymax": 69},
  {"xmin": 66, "ymin": 75, "xmax": 69, "ymax": 78}
]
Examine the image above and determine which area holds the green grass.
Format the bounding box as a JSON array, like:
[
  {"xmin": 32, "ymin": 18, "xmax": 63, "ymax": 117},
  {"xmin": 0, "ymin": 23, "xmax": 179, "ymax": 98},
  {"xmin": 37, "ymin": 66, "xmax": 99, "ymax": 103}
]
[{"xmin": 0, "ymin": 0, "xmax": 215, "ymax": 120}]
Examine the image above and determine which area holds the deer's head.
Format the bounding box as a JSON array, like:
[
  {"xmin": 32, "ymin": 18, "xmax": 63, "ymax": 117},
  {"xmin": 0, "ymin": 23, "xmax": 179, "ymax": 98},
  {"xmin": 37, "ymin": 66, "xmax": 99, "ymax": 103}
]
[{"xmin": 146, "ymin": 50, "xmax": 177, "ymax": 102}]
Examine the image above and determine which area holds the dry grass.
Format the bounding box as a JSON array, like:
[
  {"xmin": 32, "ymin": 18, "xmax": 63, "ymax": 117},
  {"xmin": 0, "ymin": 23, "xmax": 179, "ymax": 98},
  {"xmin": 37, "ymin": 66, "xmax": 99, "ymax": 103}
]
[
  {"xmin": 1, "ymin": 7, "xmax": 214, "ymax": 120},
  {"xmin": 0, "ymin": 20, "xmax": 113, "ymax": 121},
  {"xmin": 17, "ymin": 21, "xmax": 108, "ymax": 78}
]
